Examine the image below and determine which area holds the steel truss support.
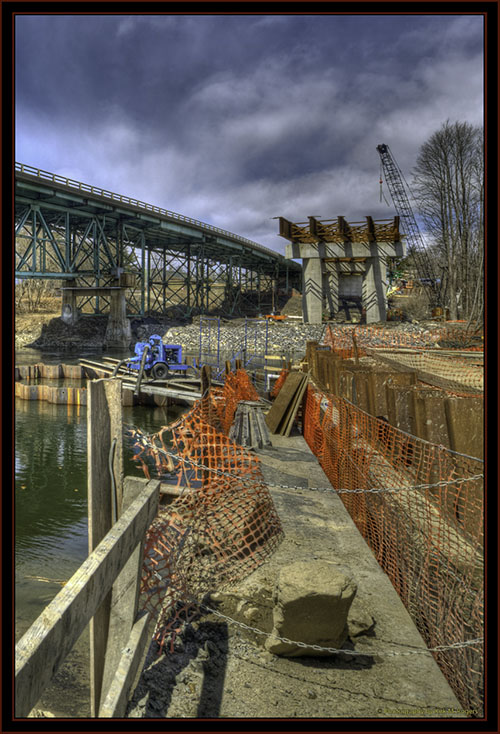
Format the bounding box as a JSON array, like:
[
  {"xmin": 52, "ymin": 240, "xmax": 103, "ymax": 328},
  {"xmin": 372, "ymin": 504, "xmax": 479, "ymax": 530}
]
[{"xmin": 15, "ymin": 199, "xmax": 301, "ymax": 318}]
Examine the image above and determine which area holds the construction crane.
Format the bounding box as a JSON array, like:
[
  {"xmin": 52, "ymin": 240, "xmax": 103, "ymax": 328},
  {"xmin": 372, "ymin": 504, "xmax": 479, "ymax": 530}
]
[{"xmin": 376, "ymin": 143, "xmax": 443, "ymax": 309}]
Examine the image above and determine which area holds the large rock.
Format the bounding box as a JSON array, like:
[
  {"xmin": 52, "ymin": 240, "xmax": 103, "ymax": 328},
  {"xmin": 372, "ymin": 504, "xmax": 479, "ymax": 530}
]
[
  {"xmin": 265, "ymin": 560, "xmax": 357, "ymax": 656},
  {"xmin": 210, "ymin": 559, "xmax": 358, "ymax": 657}
]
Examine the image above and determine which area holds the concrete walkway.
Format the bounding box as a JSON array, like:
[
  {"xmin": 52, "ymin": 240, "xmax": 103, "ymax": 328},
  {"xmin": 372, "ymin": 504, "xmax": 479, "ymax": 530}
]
[
  {"xmin": 128, "ymin": 431, "xmax": 471, "ymax": 719},
  {"xmin": 242, "ymin": 431, "xmax": 467, "ymax": 718}
]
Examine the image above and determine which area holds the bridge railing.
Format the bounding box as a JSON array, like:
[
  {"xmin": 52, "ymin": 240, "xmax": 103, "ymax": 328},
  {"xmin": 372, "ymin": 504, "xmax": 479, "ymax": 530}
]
[{"xmin": 15, "ymin": 162, "xmax": 284, "ymax": 260}]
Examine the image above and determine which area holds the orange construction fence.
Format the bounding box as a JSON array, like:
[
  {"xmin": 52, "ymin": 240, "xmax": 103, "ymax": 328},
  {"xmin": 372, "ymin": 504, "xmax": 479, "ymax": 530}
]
[
  {"xmin": 302, "ymin": 384, "xmax": 483, "ymax": 714},
  {"xmin": 127, "ymin": 370, "xmax": 283, "ymax": 652}
]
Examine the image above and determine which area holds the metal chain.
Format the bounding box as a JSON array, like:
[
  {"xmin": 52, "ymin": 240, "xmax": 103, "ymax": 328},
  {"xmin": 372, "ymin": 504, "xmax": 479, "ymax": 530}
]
[
  {"xmin": 196, "ymin": 601, "xmax": 483, "ymax": 657},
  {"xmin": 128, "ymin": 430, "xmax": 483, "ymax": 495}
]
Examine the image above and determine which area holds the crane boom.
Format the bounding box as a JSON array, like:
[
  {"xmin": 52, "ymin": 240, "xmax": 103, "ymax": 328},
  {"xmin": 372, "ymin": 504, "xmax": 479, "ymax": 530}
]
[{"xmin": 376, "ymin": 143, "xmax": 442, "ymax": 308}]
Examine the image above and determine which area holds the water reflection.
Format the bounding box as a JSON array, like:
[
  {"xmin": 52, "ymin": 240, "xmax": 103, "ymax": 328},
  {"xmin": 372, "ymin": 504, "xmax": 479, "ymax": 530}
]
[
  {"xmin": 14, "ymin": 348, "xmax": 188, "ymax": 715},
  {"xmin": 15, "ymin": 395, "xmax": 185, "ymax": 619}
]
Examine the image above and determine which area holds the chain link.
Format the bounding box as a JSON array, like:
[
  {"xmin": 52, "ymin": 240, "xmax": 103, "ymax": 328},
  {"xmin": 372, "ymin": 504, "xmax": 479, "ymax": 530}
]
[
  {"xmin": 128, "ymin": 430, "xmax": 483, "ymax": 496},
  {"xmin": 197, "ymin": 601, "xmax": 483, "ymax": 657}
]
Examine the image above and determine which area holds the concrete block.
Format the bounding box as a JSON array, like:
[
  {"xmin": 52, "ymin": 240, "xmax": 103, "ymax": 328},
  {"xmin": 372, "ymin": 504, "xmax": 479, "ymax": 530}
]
[{"xmin": 265, "ymin": 560, "xmax": 357, "ymax": 656}]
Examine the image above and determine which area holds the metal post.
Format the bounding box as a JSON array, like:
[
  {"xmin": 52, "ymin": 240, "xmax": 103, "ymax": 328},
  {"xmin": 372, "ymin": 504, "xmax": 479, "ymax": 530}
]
[
  {"xmin": 65, "ymin": 212, "xmax": 71, "ymax": 274},
  {"xmin": 217, "ymin": 317, "xmax": 220, "ymax": 369},
  {"xmin": 147, "ymin": 247, "xmax": 151, "ymax": 314},
  {"xmin": 162, "ymin": 253, "xmax": 166, "ymax": 312},
  {"xmin": 186, "ymin": 244, "xmax": 191, "ymax": 310},
  {"xmin": 31, "ymin": 207, "xmax": 37, "ymax": 272}
]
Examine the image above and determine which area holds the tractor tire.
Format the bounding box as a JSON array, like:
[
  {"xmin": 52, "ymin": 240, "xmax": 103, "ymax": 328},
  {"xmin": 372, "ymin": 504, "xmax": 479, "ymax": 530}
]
[{"xmin": 152, "ymin": 362, "xmax": 169, "ymax": 380}]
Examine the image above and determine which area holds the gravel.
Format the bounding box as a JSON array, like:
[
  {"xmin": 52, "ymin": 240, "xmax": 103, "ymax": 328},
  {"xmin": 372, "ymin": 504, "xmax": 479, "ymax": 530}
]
[{"xmin": 164, "ymin": 321, "xmax": 326, "ymax": 363}]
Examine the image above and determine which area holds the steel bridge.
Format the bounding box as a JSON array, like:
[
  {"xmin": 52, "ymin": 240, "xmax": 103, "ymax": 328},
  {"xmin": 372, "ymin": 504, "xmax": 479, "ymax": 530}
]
[{"xmin": 15, "ymin": 163, "xmax": 302, "ymax": 318}]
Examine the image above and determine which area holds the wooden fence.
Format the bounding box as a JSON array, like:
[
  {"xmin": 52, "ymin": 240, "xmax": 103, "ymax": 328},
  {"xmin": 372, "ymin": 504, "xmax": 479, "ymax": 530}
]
[{"xmin": 15, "ymin": 379, "xmax": 160, "ymax": 718}]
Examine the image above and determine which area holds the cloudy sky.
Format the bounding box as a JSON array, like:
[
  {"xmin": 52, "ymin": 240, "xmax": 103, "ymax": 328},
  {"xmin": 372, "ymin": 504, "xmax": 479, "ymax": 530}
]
[{"xmin": 15, "ymin": 13, "xmax": 484, "ymax": 254}]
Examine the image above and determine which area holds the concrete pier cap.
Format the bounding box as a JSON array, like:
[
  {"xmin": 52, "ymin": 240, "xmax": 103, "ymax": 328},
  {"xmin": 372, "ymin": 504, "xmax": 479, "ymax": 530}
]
[{"xmin": 278, "ymin": 215, "xmax": 406, "ymax": 324}]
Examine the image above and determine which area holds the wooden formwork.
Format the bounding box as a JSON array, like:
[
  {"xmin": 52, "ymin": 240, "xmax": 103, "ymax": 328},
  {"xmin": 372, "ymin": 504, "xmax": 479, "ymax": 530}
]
[{"xmin": 304, "ymin": 341, "xmax": 483, "ymax": 459}]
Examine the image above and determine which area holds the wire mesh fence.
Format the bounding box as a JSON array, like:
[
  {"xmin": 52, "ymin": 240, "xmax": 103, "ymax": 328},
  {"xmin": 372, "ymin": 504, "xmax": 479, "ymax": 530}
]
[
  {"xmin": 301, "ymin": 384, "xmax": 484, "ymax": 714},
  {"xmin": 324, "ymin": 324, "xmax": 483, "ymax": 355},
  {"xmin": 127, "ymin": 370, "xmax": 284, "ymax": 653}
]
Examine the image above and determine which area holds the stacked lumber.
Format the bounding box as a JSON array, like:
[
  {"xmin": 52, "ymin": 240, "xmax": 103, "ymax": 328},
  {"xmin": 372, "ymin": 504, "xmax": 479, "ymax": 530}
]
[
  {"xmin": 228, "ymin": 401, "xmax": 272, "ymax": 449},
  {"xmin": 265, "ymin": 372, "xmax": 309, "ymax": 437}
]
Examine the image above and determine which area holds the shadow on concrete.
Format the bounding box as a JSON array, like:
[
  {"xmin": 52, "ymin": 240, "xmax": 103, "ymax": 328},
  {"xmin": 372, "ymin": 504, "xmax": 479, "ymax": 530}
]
[
  {"xmin": 127, "ymin": 617, "xmax": 229, "ymax": 718},
  {"xmin": 196, "ymin": 621, "xmax": 229, "ymax": 717}
]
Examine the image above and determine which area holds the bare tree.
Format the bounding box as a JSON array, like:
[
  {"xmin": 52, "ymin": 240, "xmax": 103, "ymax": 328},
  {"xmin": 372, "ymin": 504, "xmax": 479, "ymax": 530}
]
[{"xmin": 412, "ymin": 120, "xmax": 484, "ymax": 321}]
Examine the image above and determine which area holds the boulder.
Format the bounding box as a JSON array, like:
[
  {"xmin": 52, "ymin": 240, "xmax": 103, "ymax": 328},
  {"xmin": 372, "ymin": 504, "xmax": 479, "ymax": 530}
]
[
  {"xmin": 210, "ymin": 559, "xmax": 359, "ymax": 657},
  {"xmin": 265, "ymin": 560, "xmax": 357, "ymax": 656},
  {"xmin": 347, "ymin": 595, "xmax": 376, "ymax": 638}
]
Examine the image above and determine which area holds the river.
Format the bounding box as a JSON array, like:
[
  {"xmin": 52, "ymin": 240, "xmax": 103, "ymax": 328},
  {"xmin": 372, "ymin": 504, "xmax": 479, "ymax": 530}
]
[{"xmin": 14, "ymin": 347, "xmax": 186, "ymax": 716}]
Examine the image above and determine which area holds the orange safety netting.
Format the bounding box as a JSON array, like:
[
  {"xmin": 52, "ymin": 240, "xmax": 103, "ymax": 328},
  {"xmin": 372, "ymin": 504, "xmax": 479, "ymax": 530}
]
[
  {"xmin": 128, "ymin": 369, "xmax": 283, "ymax": 652},
  {"xmin": 302, "ymin": 385, "xmax": 484, "ymax": 714},
  {"xmin": 270, "ymin": 368, "xmax": 290, "ymax": 398}
]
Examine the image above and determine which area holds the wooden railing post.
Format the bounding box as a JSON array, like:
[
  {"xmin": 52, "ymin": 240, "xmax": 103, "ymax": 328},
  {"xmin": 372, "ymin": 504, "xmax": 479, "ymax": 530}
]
[
  {"xmin": 87, "ymin": 378, "xmax": 123, "ymax": 716},
  {"xmin": 15, "ymin": 480, "xmax": 159, "ymax": 718}
]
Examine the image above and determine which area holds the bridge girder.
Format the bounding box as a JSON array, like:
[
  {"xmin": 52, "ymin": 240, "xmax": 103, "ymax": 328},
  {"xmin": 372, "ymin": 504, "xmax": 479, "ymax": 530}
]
[{"xmin": 15, "ymin": 165, "xmax": 301, "ymax": 317}]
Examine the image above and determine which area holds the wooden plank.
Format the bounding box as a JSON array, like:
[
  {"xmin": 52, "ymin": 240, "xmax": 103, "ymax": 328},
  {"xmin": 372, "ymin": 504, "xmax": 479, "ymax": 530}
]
[
  {"xmin": 265, "ymin": 372, "xmax": 304, "ymax": 433},
  {"xmin": 15, "ymin": 480, "xmax": 160, "ymax": 718},
  {"xmin": 279, "ymin": 374, "xmax": 307, "ymax": 436},
  {"xmin": 100, "ymin": 477, "xmax": 149, "ymax": 713},
  {"xmin": 282, "ymin": 375, "xmax": 309, "ymax": 437},
  {"xmin": 271, "ymin": 373, "xmax": 305, "ymax": 434},
  {"xmin": 87, "ymin": 379, "xmax": 123, "ymax": 716},
  {"xmin": 98, "ymin": 611, "xmax": 152, "ymax": 718}
]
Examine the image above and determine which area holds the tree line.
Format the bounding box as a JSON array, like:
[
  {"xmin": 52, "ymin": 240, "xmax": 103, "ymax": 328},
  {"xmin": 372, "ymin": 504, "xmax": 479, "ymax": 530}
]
[{"xmin": 412, "ymin": 120, "xmax": 484, "ymax": 324}]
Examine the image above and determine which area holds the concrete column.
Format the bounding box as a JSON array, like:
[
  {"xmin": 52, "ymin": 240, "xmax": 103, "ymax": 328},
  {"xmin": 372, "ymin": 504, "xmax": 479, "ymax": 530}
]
[
  {"xmin": 324, "ymin": 262, "xmax": 339, "ymax": 317},
  {"xmin": 302, "ymin": 257, "xmax": 323, "ymax": 324},
  {"xmin": 105, "ymin": 289, "xmax": 132, "ymax": 348},
  {"xmin": 362, "ymin": 251, "xmax": 387, "ymax": 323},
  {"xmin": 61, "ymin": 284, "xmax": 79, "ymax": 325}
]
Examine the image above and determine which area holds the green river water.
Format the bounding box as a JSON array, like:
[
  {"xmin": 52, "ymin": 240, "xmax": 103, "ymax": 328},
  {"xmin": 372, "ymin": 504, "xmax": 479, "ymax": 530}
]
[{"xmin": 14, "ymin": 348, "xmax": 186, "ymax": 716}]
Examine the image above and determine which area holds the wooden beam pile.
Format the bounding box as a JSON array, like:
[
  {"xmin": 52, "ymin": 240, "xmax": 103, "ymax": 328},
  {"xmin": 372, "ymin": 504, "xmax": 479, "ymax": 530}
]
[
  {"xmin": 228, "ymin": 401, "xmax": 272, "ymax": 449},
  {"xmin": 265, "ymin": 372, "xmax": 309, "ymax": 437}
]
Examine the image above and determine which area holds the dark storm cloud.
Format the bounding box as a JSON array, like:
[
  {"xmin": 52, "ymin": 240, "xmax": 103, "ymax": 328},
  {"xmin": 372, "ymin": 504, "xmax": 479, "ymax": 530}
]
[{"xmin": 15, "ymin": 13, "xmax": 483, "ymax": 252}]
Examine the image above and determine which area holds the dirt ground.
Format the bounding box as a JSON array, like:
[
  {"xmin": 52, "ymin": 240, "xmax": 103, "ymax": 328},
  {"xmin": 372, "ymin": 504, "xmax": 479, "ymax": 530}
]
[{"xmin": 15, "ymin": 310, "xmax": 61, "ymax": 350}]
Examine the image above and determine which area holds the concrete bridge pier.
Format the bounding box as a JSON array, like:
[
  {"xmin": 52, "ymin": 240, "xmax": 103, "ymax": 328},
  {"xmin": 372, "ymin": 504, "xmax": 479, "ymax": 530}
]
[
  {"xmin": 60, "ymin": 286, "xmax": 132, "ymax": 348},
  {"xmin": 324, "ymin": 264, "xmax": 339, "ymax": 319},
  {"xmin": 61, "ymin": 282, "xmax": 80, "ymax": 325},
  {"xmin": 362, "ymin": 250, "xmax": 388, "ymax": 323},
  {"xmin": 281, "ymin": 216, "xmax": 405, "ymax": 325},
  {"xmin": 105, "ymin": 288, "xmax": 132, "ymax": 349},
  {"xmin": 302, "ymin": 257, "xmax": 324, "ymax": 323}
]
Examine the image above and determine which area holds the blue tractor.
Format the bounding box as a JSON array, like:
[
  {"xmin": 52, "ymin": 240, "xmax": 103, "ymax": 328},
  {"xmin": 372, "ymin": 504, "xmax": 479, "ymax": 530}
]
[{"xmin": 126, "ymin": 334, "xmax": 189, "ymax": 380}]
